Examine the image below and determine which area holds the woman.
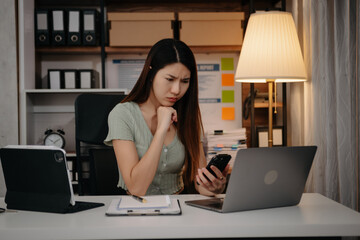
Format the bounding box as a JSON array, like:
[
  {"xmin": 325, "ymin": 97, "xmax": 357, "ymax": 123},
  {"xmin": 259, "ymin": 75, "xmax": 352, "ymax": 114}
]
[{"xmin": 104, "ymin": 38, "xmax": 229, "ymax": 196}]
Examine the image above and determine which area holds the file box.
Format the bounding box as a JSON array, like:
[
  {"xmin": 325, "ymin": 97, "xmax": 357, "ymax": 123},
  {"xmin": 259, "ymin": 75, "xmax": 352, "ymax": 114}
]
[
  {"xmin": 179, "ymin": 12, "xmax": 245, "ymax": 46},
  {"xmin": 108, "ymin": 12, "xmax": 174, "ymax": 46}
]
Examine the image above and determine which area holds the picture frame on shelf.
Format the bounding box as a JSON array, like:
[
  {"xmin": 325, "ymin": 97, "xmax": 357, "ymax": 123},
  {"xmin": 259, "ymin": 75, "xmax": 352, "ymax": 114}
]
[{"xmin": 256, "ymin": 126, "xmax": 284, "ymax": 147}]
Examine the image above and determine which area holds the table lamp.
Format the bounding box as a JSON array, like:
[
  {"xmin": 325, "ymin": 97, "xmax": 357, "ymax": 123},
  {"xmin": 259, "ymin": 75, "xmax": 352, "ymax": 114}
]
[{"xmin": 235, "ymin": 11, "xmax": 307, "ymax": 147}]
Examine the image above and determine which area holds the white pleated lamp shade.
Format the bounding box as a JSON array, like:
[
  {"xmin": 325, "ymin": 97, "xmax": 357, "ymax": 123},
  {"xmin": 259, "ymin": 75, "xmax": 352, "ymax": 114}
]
[{"xmin": 235, "ymin": 11, "xmax": 307, "ymax": 83}]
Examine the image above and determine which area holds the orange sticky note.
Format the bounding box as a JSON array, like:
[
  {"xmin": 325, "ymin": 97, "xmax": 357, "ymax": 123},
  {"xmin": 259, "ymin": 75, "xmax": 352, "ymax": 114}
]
[
  {"xmin": 222, "ymin": 73, "xmax": 234, "ymax": 86},
  {"xmin": 222, "ymin": 107, "xmax": 235, "ymax": 120}
]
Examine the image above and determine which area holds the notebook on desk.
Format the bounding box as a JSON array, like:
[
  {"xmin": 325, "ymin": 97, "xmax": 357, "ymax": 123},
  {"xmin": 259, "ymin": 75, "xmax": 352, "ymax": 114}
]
[
  {"xmin": 0, "ymin": 145, "xmax": 104, "ymax": 213},
  {"xmin": 185, "ymin": 146, "xmax": 317, "ymax": 213}
]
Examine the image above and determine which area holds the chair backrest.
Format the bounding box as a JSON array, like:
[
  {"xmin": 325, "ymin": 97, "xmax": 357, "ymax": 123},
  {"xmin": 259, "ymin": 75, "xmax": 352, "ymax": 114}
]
[
  {"xmin": 89, "ymin": 148, "xmax": 127, "ymax": 195},
  {"xmin": 75, "ymin": 93, "xmax": 126, "ymax": 145},
  {"xmin": 74, "ymin": 93, "xmax": 126, "ymax": 195}
]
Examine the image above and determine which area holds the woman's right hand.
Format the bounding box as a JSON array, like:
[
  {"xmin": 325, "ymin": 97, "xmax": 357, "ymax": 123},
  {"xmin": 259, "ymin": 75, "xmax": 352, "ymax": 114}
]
[{"xmin": 156, "ymin": 106, "xmax": 177, "ymax": 132}]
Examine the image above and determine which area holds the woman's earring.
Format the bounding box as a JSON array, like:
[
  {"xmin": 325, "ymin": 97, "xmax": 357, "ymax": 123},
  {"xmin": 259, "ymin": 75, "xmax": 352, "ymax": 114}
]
[{"xmin": 149, "ymin": 66, "xmax": 152, "ymax": 70}]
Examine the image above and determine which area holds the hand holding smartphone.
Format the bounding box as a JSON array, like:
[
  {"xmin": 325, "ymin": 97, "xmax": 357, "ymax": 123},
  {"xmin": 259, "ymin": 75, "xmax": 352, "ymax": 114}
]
[{"xmin": 205, "ymin": 154, "xmax": 231, "ymax": 178}]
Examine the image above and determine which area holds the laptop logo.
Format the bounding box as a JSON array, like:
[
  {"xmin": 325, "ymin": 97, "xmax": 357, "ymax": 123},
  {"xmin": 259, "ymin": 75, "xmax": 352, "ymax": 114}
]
[
  {"xmin": 54, "ymin": 152, "xmax": 65, "ymax": 163},
  {"xmin": 264, "ymin": 170, "xmax": 278, "ymax": 185}
]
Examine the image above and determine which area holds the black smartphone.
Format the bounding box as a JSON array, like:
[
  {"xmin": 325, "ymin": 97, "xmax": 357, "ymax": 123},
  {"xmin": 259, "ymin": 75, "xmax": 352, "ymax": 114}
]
[{"xmin": 205, "ymin": 154, "xmax": 231, "ymax": 178}]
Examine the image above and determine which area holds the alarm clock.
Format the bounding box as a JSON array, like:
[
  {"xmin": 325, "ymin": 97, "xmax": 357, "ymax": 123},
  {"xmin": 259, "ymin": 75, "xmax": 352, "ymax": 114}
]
[{"xmin": 44, "ymin": 129, "xmax": 65, "ymax": 148}]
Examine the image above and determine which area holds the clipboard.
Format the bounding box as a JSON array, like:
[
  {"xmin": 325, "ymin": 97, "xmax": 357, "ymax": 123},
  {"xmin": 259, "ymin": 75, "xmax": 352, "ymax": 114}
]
[{"xmin": 106, "ymin": 198, "xmax": 182, "ymax": 216}]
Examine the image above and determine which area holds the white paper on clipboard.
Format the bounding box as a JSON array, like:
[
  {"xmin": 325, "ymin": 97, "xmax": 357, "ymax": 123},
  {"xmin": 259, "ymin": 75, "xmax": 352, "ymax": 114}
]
[
  {"xmin": 105, "ymin": 197, "xmax": 181, "ymax": 216},
  {"xmin": 118, "ymin": 195, "xmax": 171, "ymax": 209}
]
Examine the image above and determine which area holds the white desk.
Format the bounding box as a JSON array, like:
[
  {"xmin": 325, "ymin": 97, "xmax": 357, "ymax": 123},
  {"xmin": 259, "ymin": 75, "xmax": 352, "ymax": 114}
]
[{"xmin": 1, "ymin": 193, "xmax": 360, "ymax": 240}]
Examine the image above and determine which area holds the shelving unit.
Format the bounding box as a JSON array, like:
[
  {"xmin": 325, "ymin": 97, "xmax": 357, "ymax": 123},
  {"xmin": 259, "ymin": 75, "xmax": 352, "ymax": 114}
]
[
  {"xmin": 241, "ymin": 82, "xmax": 286, "ymax": 148},
  {"xmin": 36, "ymin": 45, "xmax": 242, "ymax": 55},
  {"xmin": 36, "ymin": 47, "xmax": 102, "ymax": 54},
  {"xmin": 19, "ymin": 0, "xmax": 247, "ymax": 151},
  {"xmin": 19, "ymin": 0, "xmax": 127, "ymax": 154},
  {"xmin": 18, "ymin": 0, "xmax": 251, "ymax": 194},
  {"xmin": 105, "ymin": 46, "xmax": 242, "ymax": 54},
  {"xmin": 254, "ymin": 102, "xmax": 283, "ymax": 108}
]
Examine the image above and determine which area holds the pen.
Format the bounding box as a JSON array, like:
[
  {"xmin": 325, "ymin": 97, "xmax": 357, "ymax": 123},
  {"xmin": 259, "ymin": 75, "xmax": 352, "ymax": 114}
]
[{"xmin": 131, "ymin": 194, "xmax": 147, "ymax": 203}]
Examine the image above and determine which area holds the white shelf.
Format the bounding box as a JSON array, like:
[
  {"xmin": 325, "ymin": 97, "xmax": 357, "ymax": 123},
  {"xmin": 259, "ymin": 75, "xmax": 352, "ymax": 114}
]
[
  {"xmin": 25, "ymin": 88, "xmax": 129, "ymax": 94},
  {"xmin": 23, "ymin": 88, "xmax": 128, "ymax": 152},
  {"xmin": 66, "ymin": 152, "xmax": 77, "ymax": 157}
]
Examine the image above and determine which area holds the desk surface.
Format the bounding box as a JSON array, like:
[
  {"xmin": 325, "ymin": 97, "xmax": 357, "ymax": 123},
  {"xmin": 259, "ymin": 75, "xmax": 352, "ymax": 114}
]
[{"xmin": 1, "ymin": 193, "xmax": 360, "ymax": 240}]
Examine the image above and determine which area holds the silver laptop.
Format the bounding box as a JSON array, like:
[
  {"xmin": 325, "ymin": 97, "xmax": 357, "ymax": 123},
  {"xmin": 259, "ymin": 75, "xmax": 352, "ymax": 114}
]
[{"xmin": 185, "ymin": 146, "xmax": 317, "ymax": 213}]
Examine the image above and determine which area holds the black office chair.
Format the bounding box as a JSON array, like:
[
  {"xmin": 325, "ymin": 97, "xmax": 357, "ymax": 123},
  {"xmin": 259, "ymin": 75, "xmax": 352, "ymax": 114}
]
[
  {"xmin": 74, "ymin": 93, "xmax": 127, "ymax": 195},
  {"xmin": 89, "ymin": 148, "xmax": 126, "ymax": 195}
]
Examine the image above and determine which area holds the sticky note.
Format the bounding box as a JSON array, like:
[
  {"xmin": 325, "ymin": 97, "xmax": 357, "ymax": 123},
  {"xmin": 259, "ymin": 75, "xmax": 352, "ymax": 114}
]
[
  {"xmin": 222, "ymin": 90, "xmax": 234, "ymax": 103},
  {"xmin": 222, "ymin": 73, "xmax": 234, "ymax": 86},
  {"xmin": 221, "ymin": 58, "xmax": 234, "ymax": 71},
  {"xmin": 222, "ymin": 107, "xmax": 235, "ymax": 120}
]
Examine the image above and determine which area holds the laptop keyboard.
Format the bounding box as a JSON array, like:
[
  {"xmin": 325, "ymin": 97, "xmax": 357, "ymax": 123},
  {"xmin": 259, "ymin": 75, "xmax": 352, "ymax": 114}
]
[
  {"xmin": 207, "ymin": 199, "xmax": 224, "ymax": 209},
  {"xmin": 65, "ymin": 201, "xmax": 104, "ymax": 213}
]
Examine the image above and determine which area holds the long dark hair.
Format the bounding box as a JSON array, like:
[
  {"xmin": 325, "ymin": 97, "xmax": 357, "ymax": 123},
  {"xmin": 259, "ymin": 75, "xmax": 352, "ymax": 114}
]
[{"xmin": 123, "ymin": 38, "xmax": 203, "ymax": 188}]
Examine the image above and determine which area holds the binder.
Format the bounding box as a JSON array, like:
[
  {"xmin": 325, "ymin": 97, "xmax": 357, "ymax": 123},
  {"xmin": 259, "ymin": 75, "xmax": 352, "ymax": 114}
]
[
  {"xmin": 79, "ymin": 70, "xmax": 94, "ymax": 88},
  {"xmin": 82, "ymin": 10, "xmax": 99, "ymax": 46},
  {"xmin": 48, "ymin": 69, "xmax": 63, "ymax": 89},
  {"xmin": 51, "ymin": 10, "xmax": 66, "ymax": 46},
  {"xmin": 63, "ymin": 70, "xmax": 78, "ymax": 89},
  {"xmin": 67, "ymin": 10, "xmax": 81, "ymax": 46},
  {"xmin": 35, "ymin": 9, "xmax": 50, "ymax": 46}
]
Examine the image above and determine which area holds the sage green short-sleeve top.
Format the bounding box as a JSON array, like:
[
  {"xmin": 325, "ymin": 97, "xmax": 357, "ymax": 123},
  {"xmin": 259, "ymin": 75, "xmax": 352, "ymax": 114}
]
[{"xmin": 104, "ymin": 101, "xmax": 185, "ymax": 195}]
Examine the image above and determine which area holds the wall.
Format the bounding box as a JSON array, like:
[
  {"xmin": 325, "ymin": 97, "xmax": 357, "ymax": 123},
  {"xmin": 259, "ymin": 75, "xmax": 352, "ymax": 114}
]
[{"xmin": 0, "ymin": 0, "xmax": 18, "ymax": 197}]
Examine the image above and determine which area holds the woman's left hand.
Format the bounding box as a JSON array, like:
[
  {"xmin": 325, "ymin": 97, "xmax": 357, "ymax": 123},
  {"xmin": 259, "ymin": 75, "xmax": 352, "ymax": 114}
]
[{"xmin": 196, "ymin": 164, "xmax": 230, "ymax": 195}]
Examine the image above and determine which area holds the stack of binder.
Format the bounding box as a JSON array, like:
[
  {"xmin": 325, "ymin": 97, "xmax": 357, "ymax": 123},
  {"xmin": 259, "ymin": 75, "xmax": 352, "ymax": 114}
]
[
  {"xmin": 48, "ymin": 69, "xmax": 99, "ymax": 89},
  {"xmin": 205, "ymin": 128, "xmax": 247, "ymax": 167},
  {"xmin": 35, "ymin": 9, "xmax": 100, "ymax": 46}
]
